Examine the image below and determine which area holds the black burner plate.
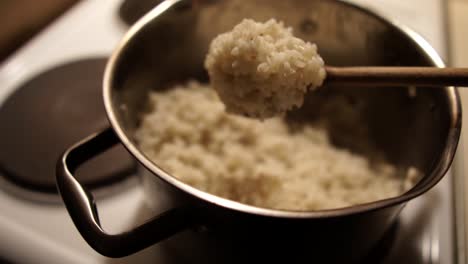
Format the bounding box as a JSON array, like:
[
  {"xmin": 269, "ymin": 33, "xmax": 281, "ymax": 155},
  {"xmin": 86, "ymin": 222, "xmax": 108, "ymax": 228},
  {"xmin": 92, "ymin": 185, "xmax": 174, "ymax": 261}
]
[{"xmin": 0, "ymin": 58, "xmax": 135, "ymax": 194}]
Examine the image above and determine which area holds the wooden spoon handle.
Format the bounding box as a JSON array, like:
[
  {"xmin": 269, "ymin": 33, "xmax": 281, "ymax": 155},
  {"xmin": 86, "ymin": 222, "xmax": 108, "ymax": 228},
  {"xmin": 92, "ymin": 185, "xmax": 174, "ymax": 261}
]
[{"xmin": 325, "ymin": 66, "xmax": 468, "ymax": 87}]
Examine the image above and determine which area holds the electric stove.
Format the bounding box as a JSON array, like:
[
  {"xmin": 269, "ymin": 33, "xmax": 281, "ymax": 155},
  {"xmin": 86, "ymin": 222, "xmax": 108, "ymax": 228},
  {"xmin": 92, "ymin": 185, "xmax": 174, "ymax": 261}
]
[{"xmin": 0, "ymin": 0, "xmax": 463, "ymax": 263}]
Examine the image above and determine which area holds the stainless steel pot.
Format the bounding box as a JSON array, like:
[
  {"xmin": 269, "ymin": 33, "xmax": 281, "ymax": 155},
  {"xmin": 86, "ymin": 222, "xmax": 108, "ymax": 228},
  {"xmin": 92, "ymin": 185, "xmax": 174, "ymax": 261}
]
[{"xmin": 56, "ymin": 0, "xmax": 461, "ymax": 262}]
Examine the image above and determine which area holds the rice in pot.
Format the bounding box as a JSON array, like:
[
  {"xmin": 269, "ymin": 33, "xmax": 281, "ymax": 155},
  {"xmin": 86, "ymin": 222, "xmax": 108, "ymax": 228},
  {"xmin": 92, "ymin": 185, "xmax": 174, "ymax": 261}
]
[{"xmin": 135, "ymin": 81, "xmax": 419, "ymax": 211}]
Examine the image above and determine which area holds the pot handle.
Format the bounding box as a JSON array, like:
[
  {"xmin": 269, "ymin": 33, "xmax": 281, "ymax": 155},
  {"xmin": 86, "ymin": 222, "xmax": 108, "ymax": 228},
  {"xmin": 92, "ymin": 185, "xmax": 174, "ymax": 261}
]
[{"xmin": 56, "ymin": 128, "xmax": 198, "ymax": 258}]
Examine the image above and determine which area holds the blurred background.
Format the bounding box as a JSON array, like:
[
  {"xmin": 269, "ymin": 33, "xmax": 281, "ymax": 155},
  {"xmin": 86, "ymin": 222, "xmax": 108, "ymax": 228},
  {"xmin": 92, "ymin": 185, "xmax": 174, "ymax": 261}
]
[
  {"xmin": 0, "ymin": 0, "xmax": 467, "ymax": 263},
  {"xmin": 0, "ymin": 0, "xmax": 466, "ymax": 67},
  {"xmin": 0, "ymin": 0, "xmax": 78, "ymax": 62}
]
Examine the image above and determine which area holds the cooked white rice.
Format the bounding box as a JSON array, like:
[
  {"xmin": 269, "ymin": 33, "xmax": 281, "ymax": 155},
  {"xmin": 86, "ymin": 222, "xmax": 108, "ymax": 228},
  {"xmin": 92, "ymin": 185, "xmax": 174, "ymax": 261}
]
[
  {"xmin": 204, "ymin": 19, "xmax": 326, "ymax": 119},
  {"xmin": 135, "ymin": 81, "xmax": 419, "ymax": 211}
]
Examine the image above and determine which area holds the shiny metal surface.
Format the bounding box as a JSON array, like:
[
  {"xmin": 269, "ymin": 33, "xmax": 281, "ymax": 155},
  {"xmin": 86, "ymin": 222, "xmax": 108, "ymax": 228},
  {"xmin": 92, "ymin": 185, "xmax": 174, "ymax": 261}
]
[
  {"xmin": 56, "ymin": 128, "xmax": 200, "ymax": 258},
  {"xmin": 453, "ymin": 133, "xmax": 466, "ymax": 264},
  {"xmin": 105, "ymin": 0, "xmax": 460, "ymax": 217},
  {"xmin": 56, "ymin": 0, "xmax": 461, "ymax": 262}
]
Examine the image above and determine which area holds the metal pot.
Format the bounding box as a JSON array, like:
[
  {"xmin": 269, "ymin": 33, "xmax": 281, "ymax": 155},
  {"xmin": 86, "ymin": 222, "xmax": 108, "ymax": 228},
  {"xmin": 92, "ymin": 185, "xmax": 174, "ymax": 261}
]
[{"xmin": 56, "ymin": 0, "xmax": 461, "ymax": 262}]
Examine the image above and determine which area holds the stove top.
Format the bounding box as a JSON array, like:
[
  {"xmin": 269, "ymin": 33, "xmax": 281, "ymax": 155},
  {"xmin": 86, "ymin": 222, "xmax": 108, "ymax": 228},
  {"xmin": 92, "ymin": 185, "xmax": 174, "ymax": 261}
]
[
  {"xmin": 0, "ymin": 58, "xmax": 134, "ymax": 195},
  {"xmin": 0, "ymin": 0, "xmax": 462, "ymax": 263}
]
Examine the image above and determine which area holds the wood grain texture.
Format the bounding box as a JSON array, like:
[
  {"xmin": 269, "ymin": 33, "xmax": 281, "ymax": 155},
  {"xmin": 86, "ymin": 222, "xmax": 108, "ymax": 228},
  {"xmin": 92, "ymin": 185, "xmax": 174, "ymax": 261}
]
[
  {"xmin": 0, "ymin": 0, "xmax": 79, "ymax": 62},
  {"xmin": 325, "ymin": 66, "xmax": 468, "ymax": 87}
]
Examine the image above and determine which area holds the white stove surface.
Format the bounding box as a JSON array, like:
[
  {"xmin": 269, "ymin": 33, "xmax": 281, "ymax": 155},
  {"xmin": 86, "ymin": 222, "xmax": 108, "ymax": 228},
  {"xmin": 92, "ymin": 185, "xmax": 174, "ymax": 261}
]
[{"xmin": 0, "ymin": 0, "xmax": 456, "ymax": 263}]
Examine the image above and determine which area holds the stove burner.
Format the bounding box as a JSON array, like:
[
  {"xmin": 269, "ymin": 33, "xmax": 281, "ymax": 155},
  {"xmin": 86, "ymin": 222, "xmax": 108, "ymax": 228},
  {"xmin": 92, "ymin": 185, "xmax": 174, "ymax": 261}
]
[{"xmin": 0, "ymin": 58, "xmax": 135, "ymax": 194}]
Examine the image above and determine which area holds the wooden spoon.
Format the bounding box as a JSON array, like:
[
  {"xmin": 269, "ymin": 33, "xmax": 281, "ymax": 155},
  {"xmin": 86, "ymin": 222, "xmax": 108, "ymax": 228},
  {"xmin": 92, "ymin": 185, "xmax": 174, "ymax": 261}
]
[{"xmin": 325, "ymin": 66, "xmax": 468, "ymax": 87}]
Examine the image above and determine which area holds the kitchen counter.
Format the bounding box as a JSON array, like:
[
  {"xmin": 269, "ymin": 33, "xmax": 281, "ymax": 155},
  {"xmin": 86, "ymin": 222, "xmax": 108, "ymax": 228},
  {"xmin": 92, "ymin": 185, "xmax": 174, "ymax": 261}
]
[
  {"xmin": 0, "ymin": 0, "xmax": 78, "ymax": 62},
  {"xmin": 448, "ymin": 0, "xmax": 468, "ymax": 262},
  {"xmin": 449, "ymin": 0, "xmax": 468, "ymax": 66}
]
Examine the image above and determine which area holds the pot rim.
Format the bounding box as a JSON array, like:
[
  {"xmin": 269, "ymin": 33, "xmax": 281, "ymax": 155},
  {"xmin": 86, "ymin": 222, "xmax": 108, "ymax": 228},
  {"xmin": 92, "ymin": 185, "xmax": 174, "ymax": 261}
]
[{"xmin": 103, "ymin": 0, "xmax": 462, "ymax": 219}]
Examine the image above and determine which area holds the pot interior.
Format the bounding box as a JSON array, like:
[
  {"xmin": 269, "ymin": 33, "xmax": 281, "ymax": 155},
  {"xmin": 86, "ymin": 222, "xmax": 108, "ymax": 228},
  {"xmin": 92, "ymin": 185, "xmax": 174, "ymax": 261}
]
[{"xmin": 106, "ymin": 0, "xmax": 460, "ymax": 203}]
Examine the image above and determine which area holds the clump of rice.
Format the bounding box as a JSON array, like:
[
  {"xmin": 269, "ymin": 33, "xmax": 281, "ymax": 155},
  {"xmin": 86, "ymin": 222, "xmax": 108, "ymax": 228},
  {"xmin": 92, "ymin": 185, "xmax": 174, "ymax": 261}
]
[
  {"xmin": 204, "ymin": 19, "xmax": 326, "ymax": 119},
  {"xmin": 135, "ymin": 81, "xmax": 419, "ymax": 211}
]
